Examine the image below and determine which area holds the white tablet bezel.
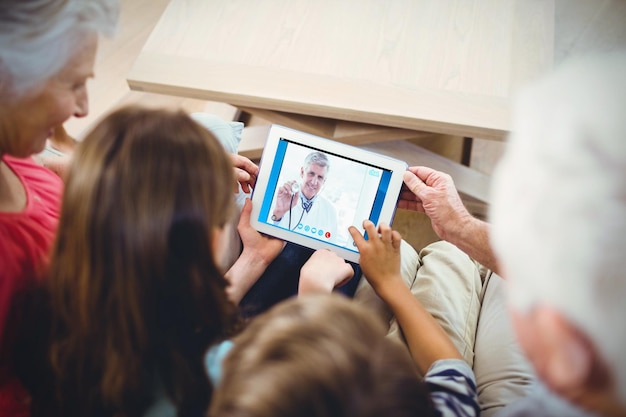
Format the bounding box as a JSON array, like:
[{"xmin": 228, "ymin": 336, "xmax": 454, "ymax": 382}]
[{"xmin": 250, "ymin": 124, "xmax": 408, "ymax": 263}]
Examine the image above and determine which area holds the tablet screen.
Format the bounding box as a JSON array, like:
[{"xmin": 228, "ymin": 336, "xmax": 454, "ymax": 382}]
[{"xmin": 256, "ymin": 137, "xmax": 395, "ymax": 256}]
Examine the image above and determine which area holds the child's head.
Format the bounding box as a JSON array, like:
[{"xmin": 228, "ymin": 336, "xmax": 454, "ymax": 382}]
[
  {"xmin": 209, "ymin": 294, "xmax": 435, "ymax": 417},
  {"xmin": 47, "ymin": 105, "xmax": 238, "ymax": 415}
]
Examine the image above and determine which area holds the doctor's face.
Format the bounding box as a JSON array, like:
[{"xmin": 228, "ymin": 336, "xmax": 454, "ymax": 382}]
[{"xmin": 300, "ymin": 163, "xmax": 328, "ymax": 200}]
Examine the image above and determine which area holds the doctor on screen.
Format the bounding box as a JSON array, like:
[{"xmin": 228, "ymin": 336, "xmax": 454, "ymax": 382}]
[{"xmin": 270, "ymin": 151, "xmax": 339, "ymax": 243}]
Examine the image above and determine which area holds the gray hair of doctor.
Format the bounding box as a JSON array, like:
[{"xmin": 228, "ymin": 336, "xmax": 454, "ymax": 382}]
[
  {"xmin": 490, "ymin": 52, "xmax": 626, "ymax": 403},
  {"xmin": 304, "ymin": 151, "xmax": 330, "ymax": 172},
  {"xmin": 0, "ymin": 0, "xmax": 118, "ymax": 99}
]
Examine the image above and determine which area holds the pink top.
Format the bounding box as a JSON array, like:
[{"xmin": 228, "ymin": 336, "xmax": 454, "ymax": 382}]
[{"xmin": 0, "ymin": 155, "xmax": 63, "ymax": 417}]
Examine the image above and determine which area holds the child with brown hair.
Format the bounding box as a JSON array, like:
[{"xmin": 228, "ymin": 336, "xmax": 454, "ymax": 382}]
[
  {"xmin": 208, "ymin": 220, "xmax": 480, "ymax": 417},
  {"xmin": 209, "ymin": 294, "xmax": 436, "ymax": 417},
  {"xmin": 14, "ymin": 105, "xmax": 283, "ymax": 417}
]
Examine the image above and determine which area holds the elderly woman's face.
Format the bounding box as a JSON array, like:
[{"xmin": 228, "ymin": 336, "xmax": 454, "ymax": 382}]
[{"xmin": 0, "ymin": 33, "xmax": 97, "ymax": 157}]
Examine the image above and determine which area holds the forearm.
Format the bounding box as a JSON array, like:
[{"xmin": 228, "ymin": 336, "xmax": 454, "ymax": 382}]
[
  {"xmin": 376, "ymin": 278, "xmax": 462, "ymax": 374},
  {"xmin": 446, "ymin": 216, "xmax": 500, "ymax": 275},
  {"xmin": 225, "ymin": 251, "xmax": 270, "ymax": 304},
  {"xmin": 298, "ymin": 249, "xmax": 355, "ymax": 296},
  {"xmin": 298, "ymin": 276, "xmax": 334, "ymax": 295}
]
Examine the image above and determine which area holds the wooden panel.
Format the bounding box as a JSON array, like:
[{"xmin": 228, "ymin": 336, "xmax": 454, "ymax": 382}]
[
  {"xmin": 470, "ymin": 138, "xmax": 507, "ymax": 175},
  {"xmin": 239, "ymin": 125, "xmax": 271, "ymax": 160},
  {"xmin": 330, "ymin": 122, "xmax": 433, "ymax": 147},
  {"xmin": 128, "ymin": 53, "xmax": 512, "ymax": 140},
  {"xmin": 555, "ymin": 0, "xmax": 626, "ymax": 64},
  {"xmin": 239, "ymin": 107, "xmax": 436, "ymax": 143},
  {"xmin": 407, "ymin": 135, "xmax": 466, "ymax": 164},
  {"xmin": 127, "ymin": 0, "xmax": 555, "ymax": 141},
  {"xmin": 361, "ymin": 140, "xmax": 492, "ymax": 203},
  {"xmin": 238, "ymin": 107, "xmax": 337, "ymax": 138},
  {"xmin": 509, "ymin": 0, "xmax": 555, "ymax": 93}
]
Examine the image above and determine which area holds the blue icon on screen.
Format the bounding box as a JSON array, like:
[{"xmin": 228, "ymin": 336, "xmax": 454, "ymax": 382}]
[
  {"xmin": 297, "ymin": 224, "xmax": 303, "ymax": 230},
  {"xmin": 304, "ymin": 225, "xmax": 310, "ymax": 232},
  {"xmin": 311, "ymin": 227, "xmax": 317, "ymax": 234},
  {"xmin": 318, "ymin": 229, "xmax": 324, "ymax": 236},
  {"xmin": 369, "ymin": 169, "xmax": 380, "ymax": 177}
]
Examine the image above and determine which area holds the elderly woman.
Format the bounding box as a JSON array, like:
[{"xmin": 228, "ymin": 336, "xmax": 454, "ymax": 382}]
[{"xmin": 0, "ymin": 1, "xmax": 117, "ymax": 415}]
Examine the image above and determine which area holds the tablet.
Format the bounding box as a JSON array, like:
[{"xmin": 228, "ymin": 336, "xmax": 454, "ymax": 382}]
[{"xmin": 250, "ymin": 125, "xmax": 408, "ymax": 263}]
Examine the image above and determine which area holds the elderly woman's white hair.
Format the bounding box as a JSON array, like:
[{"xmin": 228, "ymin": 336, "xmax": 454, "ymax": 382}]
[
  {"xmin": 0, "ymin": 0, "xmax": 118, "ymax": 99},
  {"xmin": 490, "ymin": 52, "xmax": 626, "ymax": 403}
]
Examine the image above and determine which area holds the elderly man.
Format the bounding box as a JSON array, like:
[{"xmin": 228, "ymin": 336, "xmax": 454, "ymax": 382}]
[
  {"xmin": 402, "ymin": 52, "xmax": 626, "ymax": 416},
  {"xmin": 490, "ymin": 52, "xmax": 626, "ymax": 416}
]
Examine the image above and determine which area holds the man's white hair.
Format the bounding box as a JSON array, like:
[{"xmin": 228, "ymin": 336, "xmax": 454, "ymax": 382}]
[
  {"xmin": 0, "ymin": 0, "xmax": 118, "ymax": 99},
  {"xmin": 490, "ymin": 52, "xmax": 626, "ymax": 403}
]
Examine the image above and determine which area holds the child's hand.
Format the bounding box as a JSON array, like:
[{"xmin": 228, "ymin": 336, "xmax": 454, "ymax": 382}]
[
  {"xmin": 299, "ymin": 249, "xmax": 354, "ymax": 295},
  {"xmin": 238, "ymin": 199, "xmax": 284, "ymax": 265},
  {"xmin": 230, "ymin": 153, "xmax": 259, "ymax": 194},
  {"xmin": 226, "ymin": 199, "xmax": 285, "ymax": 304},
  {"xmin": 348, "ymin": 221, "xmax": 403, "ymax": 296}
]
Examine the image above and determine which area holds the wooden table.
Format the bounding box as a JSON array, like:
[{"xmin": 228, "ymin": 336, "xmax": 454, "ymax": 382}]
[{"xmin": 127, "ymin": 0, "xmax": 554, "ymax": 202}]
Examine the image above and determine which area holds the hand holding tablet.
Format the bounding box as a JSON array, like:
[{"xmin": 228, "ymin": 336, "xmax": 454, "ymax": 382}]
[{"xmin": 250, "ymin": 125, "xmax": 408, "ymax": 263}]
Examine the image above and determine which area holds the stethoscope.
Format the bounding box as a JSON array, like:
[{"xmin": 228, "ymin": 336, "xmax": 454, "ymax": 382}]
[{"xmin": 288, "ymin": 183, "xmax": 316, "ymax": 230}]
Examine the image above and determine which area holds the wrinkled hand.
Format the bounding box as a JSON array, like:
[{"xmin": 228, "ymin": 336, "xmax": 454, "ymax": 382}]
[
  {"xmin": 399, "ymin": 166, "xmax": 472, "ymax": 241},
  {"xmin": 272, "ymin": 180, "xmax": 299, "ymax": 219},
  {"xmin": 299, "ymin": 249, "xmax": 354, "ymax": 294},
  {"xmin": 238, "ymin": 199, "xmax": 284, "ymax": 264},
  {"xmin": 230, "ymin": 154, "xmax": 259, "ymax": 194},
  {"xmin": 348, "ymin": 221, "xmax": 402, "ymax": 295}
]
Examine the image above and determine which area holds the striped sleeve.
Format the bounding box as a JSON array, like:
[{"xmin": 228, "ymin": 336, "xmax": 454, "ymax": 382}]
[{"xmin": 424, "ymin": 359, "xmax": 480, "ymax": 417}]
